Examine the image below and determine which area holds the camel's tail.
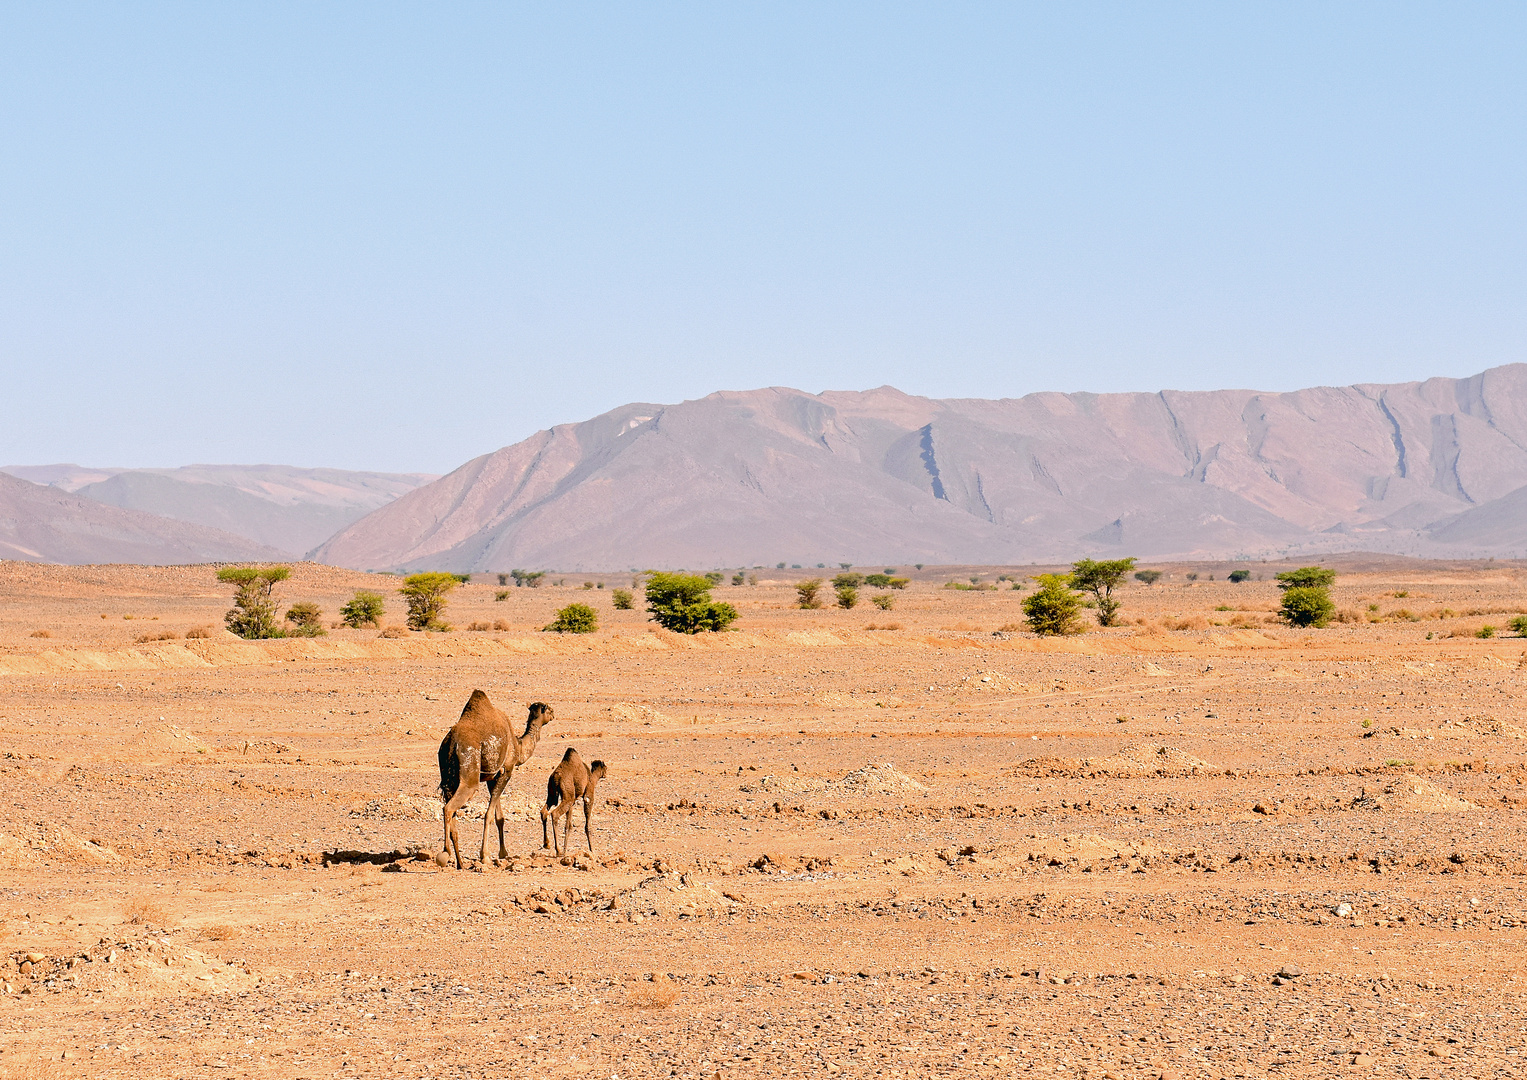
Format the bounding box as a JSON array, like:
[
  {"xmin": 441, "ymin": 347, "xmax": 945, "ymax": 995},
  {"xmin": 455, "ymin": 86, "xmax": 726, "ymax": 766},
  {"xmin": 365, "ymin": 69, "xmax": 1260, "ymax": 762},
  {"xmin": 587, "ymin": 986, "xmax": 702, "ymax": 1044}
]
[{"xmin": 437, "ymin": 732, "xmax": 459, "ymax": 802}]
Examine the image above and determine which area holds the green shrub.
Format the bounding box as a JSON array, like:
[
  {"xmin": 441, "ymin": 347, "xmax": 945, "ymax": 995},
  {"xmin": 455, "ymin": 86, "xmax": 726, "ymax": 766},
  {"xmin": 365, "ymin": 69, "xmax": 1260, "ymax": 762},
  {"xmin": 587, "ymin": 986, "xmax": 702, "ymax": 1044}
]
[
  {"xmin": 1228, "ymin": 569, "xmax": 1251, "ymax": 583},
  {"xmin": 864, "ymin": 573, "xmax": 892, "ymax": 587},
  {"xmin": 1478, "ymin": 625, "xmax": 1497, "ymax": 639},
  {"xmin": 400, "ymin": 572, "xmax": 459, "ymax": 631},
  {"xmin": 1279, "ymin": 585, "xmax": 1334, "ymax": 628},
  {"xmin": 1070, "ymin": 557, "xmax": 1136, "ymax": 627},
  {"xmin": 452, "ymin": 573, "xmax": 472, "ymax": 586},
  {"xmin": 544, "ymin": 602, "xmax": 599, "ymax": 634},
  {"xmin": 495, "ymin": 590, "xmax": 510, "ymax": 601},
  {"xmin": 611, "ymin": 588, "xmax": 634, "ymax": 610},
  {"xmin": 1512, "ymin": 615, "xmax": 1527, "ymax": 636},
  {"xmin": 510, "ymin": 569, "xmax": 545, "ymax": 588},
  {"xmin": 1134, "ymin": 569, "xmax": 1162, "ymax": 585},
  {"xmin": 731, "ymin": 572, "xmax": 746, "ymax": 585},
  {"xmin": 1023, "ymin": 574, "xmax": 1083, "ymax": 636},
  {"xmin": 835, "ymin": 585, "xmax": 858, "ymax": 609},
  {"xmin": 1276, "ymin": 566, "xmax": 1336, "ymax": 589},
  {"xmin": 872, "ymin": 594, "xmax": 895, "ymax": 610},
  {"xmin": 644, "ymin": 572, "xmax": 738, "ymax": 633},
  {"xmin": 944, "ymin": 581, "xmax": 975, "ymax": 591},
  {"xmin": 888, "ymin": 577, "xmax": 909, "ymax": 589},
  {"xmin": 217, "ymin": 565, "xmax": 291, "ymax": 639},
  {"xmin": 833, "ymin": 572, "xmax": 864, "ymax": 589},
  {"xmin": 705, "ymin": 572, "xmax": 725, "ymax": 585},
  {"xmin": 339, "ymin": 589, "xmax": 386, "ymax": 629},
  {"xmin": 284, "ymin": 601, "xmax": 326, "ymax": 637},
  {"xmin": 796, "ymin": 579, "xmax": 824, "ymax": 609}
]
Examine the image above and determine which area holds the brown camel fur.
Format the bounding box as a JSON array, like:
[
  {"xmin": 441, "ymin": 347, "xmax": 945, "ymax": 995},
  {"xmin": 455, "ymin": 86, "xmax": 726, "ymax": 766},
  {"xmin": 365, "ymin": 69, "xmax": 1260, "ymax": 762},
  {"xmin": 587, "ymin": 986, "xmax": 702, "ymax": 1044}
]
[
  {"xmin": 541, "ymin": 747, "xmax": 607, "ymax": 856},
  {"xmin": 437, "ymin": 693, "xmax": 553, "ymax": 869}
]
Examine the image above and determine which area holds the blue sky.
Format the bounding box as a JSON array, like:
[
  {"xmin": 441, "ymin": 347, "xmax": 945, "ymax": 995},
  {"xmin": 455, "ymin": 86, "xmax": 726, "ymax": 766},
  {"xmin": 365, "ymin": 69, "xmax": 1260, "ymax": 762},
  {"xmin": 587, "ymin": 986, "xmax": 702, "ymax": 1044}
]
[{"xmin": 2, "ymin": 4, "xmax": 1523, "ymax": 473}]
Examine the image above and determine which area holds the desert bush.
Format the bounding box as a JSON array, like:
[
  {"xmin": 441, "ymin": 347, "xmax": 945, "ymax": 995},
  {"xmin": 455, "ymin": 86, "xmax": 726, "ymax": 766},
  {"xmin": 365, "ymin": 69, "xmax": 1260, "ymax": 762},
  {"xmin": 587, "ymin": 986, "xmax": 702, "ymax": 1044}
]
[
  {"xmin": 199, "ymin": 924, "xmax": 241, "ymax": 941},
  {"xmin": 545, "ymin": 602, "xmax": 599, "ymax": 634},
  {"xmin": 400, "ymin": 572, "xmax": 459, "ymax": 631},
  {"xmin": 731, "ymin": 572, "xmax": 745, "ymax": 585},
  {"xmin": 217, "ymin": 565, "xmax": 291, "ymax": 639},
  {"xmin": 1333, "ymin": 608, "xmax": 1362, "ymax": 624},
  {"xmin": 1511, "ymin": 615, "xmax": 1527, "ymax": 636},
  {"xmin": 510, "ymin": 569, "xmax": 546, "ymax": 588},
  {"xmin": 452, "ymin": 573, "xmax": 472, "ymax": 585},
  {"xmin": 583, "ymin": 581, "xmax": 595, "ymax": 590},
  {"xmin": 796, "ymin": 579, "xmax": 824, "ymax": 609},
  {"xmin": 1228, "ymin": 569, "xmax": 1252, "ymax": 583},
  {"xmin": 1070, "ymin": 557, "xmax": 1136, "ymax": 627},
  {"xmin": 466, "ymin": 621, "xmax": 492, "ymax": 632},
  {"xmin": 864, "ymin": 573, "xmax": 892, "ymax": 588},
  {"xmin": 1185, "ymin": 572, "xmax": 1199, "ymax": 581},
  {"xmin": 1022, "ymin": 574, "xmax": 1083, "ymax": 636},
  {"xmin": 645, "ymin": 572, "xmax": 737, "ymax": 633},
  {"xmin": 1478, "ymin": 625, "xmax": 1497, "ymax": 639},
  {"xmin": 498, "ymin": 573, "xmax": 511, "ymax": 586},
  {"xmin": 28, "ymin": 629, "xmax": 51, "ymax": 638},
  {"xmin": 944, "ymin": 581, "xmax": 975, "ymax": 591},
  {"xmin": 835, "ymin": 585, "xmax": 859, "ymax": 609},
  {"xmin": 123, "ymin": 894, "xmax": 172, "ymax": 927},
  {"xmin": 863, "ymin": 622, "xmax": 903, "ymax": 630},
  {"xmin": 493, "ymin": 619, "xmax": 510, "ymax": 631},
  {"xmin": 611, "ymin": 588, "xmax": 634, "ymax": 610},
  {"xmin": 702, "ymin": 572, "xmax": 724, "ymax": 586},
  {"xmin": 1162, "ymin": 614, "xmax": 1209, "ymax": 631},
  {"xmin": 1280, "ymin": 586, "xmax": 1335, "ymax": 628},
  {"xmin": 185, "ymin": 626, "xmax": 213, "ymax": 639},
  {"xmin": 134, "ymin": 630, "xmax": 180, "ymax": 643},
  {"xmin": 872, "ymin": 594, "xmax": 895, "ymax": 610},
  {"xmin": 832, "ymin": 572, "xmax": 864, "ymax": 589},
  {"xmin": 379, "ymin": 625, "xmax": 409, "ymax": 638},
  {"xmin": 495, "ymin": 590, "xmax": 510, "ymax": 601},
  {"xmin": 340, "ymin": 590, "xmax": 386, "ymax": 628},
  {"xmin": 889, "ymin": 577, "xmax": 909, "ymax": 589},
  {"xmin": 284, "ymin": 601, "xmax": 326, "ymax": 636}
]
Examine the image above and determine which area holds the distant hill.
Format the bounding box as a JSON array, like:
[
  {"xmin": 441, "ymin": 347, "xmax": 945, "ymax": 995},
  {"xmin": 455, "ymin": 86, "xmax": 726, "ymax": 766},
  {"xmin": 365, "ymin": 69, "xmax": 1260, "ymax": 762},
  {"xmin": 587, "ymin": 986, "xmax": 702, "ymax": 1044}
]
[
  {"xmin": 311, "ymin": 364, "xmax": 1527, "ymax": 571},
  {"xmin": 0, "ymin": 472, "xmax": 287, "ymax": 565},
  {"xmin": 0, "ymin": 464, "xmax": 437, "ymax": 558}
]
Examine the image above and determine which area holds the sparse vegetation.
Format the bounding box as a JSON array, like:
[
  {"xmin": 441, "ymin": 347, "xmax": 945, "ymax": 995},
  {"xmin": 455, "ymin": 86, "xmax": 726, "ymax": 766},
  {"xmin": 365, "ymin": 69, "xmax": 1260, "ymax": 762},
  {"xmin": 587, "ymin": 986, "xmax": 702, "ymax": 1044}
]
[
  {"xmin": 134, "ymin": 630, "xmax": 180, "ymax": 643},
  {"xmin": 399, "ymin": 572, "xmax": 459, "ymax": 631},
  {"xmin": 872, "ymin": 594, "xmax": 895, "ymax": 610},
  {"xmin": 1228, "ymin": 569, "xmax": 1251, "ymax": 583},
  {"xmin": 1511, "ymin": 615, "xmax": 1527, "ymax": 636},
  {"xmin": 611, "ymin": 588, "xmax": 634, "ymax": 610},
  {"xmin": 835, "ymin": 585, "xmax": 858, "ymax": 609},
  {"xmin": 864, "ymin": 573, "xmax": 892, "ymax": 588},
  {"xmin": 495, "ymin": 590, "xmax": 510, "ymax": 601},
  {"xmin": 732, "ymin": 572, "xmax": 746, "ymax": 585},
  {"xmin": 833, "ymin": 572, "xmax": 864, "ymax": 590},
  {"xmin": 1070, "ymin": 557, "xmax": 1136, "ymax": 627},
  {"xmin": 185, "ymin": 626, "xmax": 213, "ymax": 639},
  {"xmin": 1022, "ymin": 573, "xmax": 1083, "ymax": 636},
  {"xmin": 510, "ymin": 570, "xmax": 546, "ymax": 588},
  {"xmin": 340, "ymin": 590, "xmax": 386, "ymax": 628},
  {"xmin": 217, "ymin": 565, "xmax": 291, "ymax": 639},
  {"xmin": 29, "ymin": 629, "xmax": 51, "ymax": 638},
  {"xmin": 1477, "ymin": 625, "xmax": 1496, "ymax": 639},
  {"xmin": 284, "ymin": 601, "xmax": 325, "ymax": 636},
  {"xmin": 796, "ymin": 579, "xmax": 824, "ymax": 609},
  {"xmin": 544, "ymin": 602, "xmax": 599, "ymax": 634},
  {"xmin": 705, "ymin": 572, "xmax": 725, "ymax": 585},
  {"xmin": 1134, "ymin": 569, "xmax": 1162, "ymax": 585},
  {"xmin": 498, "ymin": 573, "xmax": 511, "ymax": 586},
  {"xmin": 644, "ymin": 572, "xmax": 738, "ymax": 634}
]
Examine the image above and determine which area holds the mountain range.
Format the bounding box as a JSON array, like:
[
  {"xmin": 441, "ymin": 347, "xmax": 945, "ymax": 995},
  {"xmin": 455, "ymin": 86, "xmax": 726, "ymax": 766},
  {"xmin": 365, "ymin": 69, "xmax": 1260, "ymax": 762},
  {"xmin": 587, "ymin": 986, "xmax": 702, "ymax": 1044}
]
[
  {"xmin": 312, "ymin": 363, "xmax": 1527, "ymax": 570},
  {"xmin": 6, "ymin": 365, "xmax": 1525, "ymax": 569}
]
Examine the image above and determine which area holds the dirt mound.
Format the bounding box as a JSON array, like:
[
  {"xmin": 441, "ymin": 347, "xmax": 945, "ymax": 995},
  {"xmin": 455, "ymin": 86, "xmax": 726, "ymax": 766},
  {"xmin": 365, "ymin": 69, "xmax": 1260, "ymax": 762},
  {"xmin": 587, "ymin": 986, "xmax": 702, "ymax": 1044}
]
[
  {"xmin": 606, "ymin": 702, "xmax": 673, "ymax": 725},
  {"xmin": 1082, "ymin": 745, "xmax": 1212, "ymax": 776},
  {"xmin": 0, "ymin": 823, "xmax": 121, "ymax": 868},
  {"xmin": 9, "ymin": 936, "xmax": 257, "ymax": 995},
  {"xmin": 107, "ymin": 720, "xmax": 209, "ymax": 761},
  {"xmin": 1352, "ymin": 777, "xmax": 1481, "ymax": 813},
  {"xmin": 741, "ymin": 762, "xmax": 926, "ymax": 796},
  {"xmin": 613, "ymin": 874, "xmax": 736, "ymax": 920}
]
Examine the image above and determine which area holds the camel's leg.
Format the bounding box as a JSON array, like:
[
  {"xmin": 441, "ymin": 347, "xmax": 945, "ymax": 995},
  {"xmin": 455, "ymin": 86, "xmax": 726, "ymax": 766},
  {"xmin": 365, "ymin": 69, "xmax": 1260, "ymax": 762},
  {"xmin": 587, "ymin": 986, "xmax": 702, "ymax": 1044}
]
[
  {"xmin": 560, "ymin": 800, "xmax": 575, "ymax": 857},
  {"xmin": 482, "ymin": 770, "xmax": 510, "ymax": 864},
  {"xmin": 441, "ymin": 777, "xmax": 475, "ymax": 871},
  {"xmin": 540, "ymin": 804, "xmax": 552, "ymax": 850},
  {"xmin": 582, "ymin": 796, "xmax": 595, "ymax": 853},
  {"xmin": 491, "ymin": 769, "xmax": 512, "ymax": 861}
]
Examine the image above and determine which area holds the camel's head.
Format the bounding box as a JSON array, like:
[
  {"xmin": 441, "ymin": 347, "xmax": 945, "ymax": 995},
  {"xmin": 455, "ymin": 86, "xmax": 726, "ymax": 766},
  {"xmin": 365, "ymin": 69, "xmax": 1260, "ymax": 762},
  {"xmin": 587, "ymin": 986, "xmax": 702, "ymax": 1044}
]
[{"xmin": 527, "ymin": 702, "xmax": 554, "ymax": 727}]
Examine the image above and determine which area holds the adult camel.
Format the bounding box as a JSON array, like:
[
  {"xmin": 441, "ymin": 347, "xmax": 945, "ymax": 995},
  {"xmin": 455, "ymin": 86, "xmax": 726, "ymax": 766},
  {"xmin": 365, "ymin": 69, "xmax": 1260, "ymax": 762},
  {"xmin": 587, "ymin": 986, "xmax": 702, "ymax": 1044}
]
[{"xmin": 437, "ymin": 692, "xmax": 553, "ymax": 870}]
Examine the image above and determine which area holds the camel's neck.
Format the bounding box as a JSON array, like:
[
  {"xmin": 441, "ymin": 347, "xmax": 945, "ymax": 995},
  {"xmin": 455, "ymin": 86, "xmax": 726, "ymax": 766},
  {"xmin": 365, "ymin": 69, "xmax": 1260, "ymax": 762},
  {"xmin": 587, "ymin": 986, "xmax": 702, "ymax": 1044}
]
[{"xmin": 514, "ymin": 718, "xmax": 544, "ymax": 764}]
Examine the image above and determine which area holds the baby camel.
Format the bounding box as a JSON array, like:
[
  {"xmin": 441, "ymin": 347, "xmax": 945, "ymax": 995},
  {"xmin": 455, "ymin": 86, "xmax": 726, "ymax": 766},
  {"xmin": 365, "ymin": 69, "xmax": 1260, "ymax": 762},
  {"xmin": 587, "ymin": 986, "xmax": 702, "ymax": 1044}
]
[
  {"xmin": 541, "ymin": 748, "xmax": 607, "ymax": 857},
  {"xmin": 438, "ymin": 692, "xmax": 553, "ymax": 870}
]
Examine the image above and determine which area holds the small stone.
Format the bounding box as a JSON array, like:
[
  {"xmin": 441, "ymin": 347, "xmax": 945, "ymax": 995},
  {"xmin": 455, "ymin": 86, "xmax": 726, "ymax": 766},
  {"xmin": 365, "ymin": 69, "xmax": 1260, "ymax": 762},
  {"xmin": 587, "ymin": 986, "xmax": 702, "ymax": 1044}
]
[
  {"xmin": 1276, "ymin": 964, "xmax": 1304, "ymax": 979},
  {"xmin": 1230, "ymin": 973, "xmax": 1245, "ymax": 984},
  {"xmin": 24, "ymin": 953, "xmax": 44, "ymax": 964},
  {"xmin": 1272, "ymin": 976, "xmax": 1288, "ymax": 986},
  {"xmin": 1334, "ymin": 902, "xmax": 1353, "ymax": 917},
  {"xmin": 1351, "ymin": 1053, "xmax": 1374, "ymax": 1065},
  {"xmin": 1428, "ymin": 1045, "xmax": 1453, "ymax": 1059}
]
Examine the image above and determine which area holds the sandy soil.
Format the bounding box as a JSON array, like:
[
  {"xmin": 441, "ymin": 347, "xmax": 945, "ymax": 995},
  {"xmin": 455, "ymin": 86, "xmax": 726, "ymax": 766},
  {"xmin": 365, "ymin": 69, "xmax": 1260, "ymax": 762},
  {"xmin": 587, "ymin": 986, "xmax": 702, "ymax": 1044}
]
[{"xmin": 1, "ymin": 557, "xmax": 1525, "ymax": 1078}]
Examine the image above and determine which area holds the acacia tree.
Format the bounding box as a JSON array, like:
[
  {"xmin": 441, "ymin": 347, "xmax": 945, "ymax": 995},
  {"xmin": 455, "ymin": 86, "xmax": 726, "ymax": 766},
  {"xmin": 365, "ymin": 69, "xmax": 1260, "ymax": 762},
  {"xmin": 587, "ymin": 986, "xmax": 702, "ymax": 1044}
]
[
  {"xmin": 1276, "ymin": 566, "xmax": 1336, "ymax": 627},
  {"xmin": 400, "ymin": 572, "xmax": 460, "ymax": 631},
  {"xmin": 217, "ymin": 565, "xmax": 291, "ymax": 639},
  {"xmin": 1070, "ymin": 557, "xmax": 1137, "ymax": 626},
  {"xmin": 645, "ymin": 572, "xmax": 737, "ymax": 633},
  {"xmin": 1022, "ymin": 573, "xmax": 1083, "ymax": 636},
  {"xmin": 795, "ymin": 579, "xmax": 824, "ymax": 609},
  {"xmin": 339, "ymin": 590, "xmax": 386, "ymax": 628}
]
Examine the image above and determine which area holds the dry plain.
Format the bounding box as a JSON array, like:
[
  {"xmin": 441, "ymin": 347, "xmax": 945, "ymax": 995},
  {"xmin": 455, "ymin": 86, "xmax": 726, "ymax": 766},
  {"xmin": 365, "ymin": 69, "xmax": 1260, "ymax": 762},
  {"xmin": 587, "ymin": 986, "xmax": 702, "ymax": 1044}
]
[{"xmin": 1, "ymin": 557, "xmax": 1525, "ymax": 1079}]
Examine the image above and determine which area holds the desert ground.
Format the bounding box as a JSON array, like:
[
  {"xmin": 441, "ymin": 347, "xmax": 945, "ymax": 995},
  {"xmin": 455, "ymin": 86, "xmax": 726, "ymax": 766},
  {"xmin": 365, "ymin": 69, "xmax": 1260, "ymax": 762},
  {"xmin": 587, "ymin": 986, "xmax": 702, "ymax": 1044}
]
[{"xmin": 1, "ymin": 556, "xmax": 1525, "ymax": 1079}]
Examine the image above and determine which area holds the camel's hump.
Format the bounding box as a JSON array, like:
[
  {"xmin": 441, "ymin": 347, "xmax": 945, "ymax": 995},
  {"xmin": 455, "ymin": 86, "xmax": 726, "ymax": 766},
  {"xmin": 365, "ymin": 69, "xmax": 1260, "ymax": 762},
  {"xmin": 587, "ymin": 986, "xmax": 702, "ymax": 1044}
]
[{"xmin": 458, "ymin": 688, "xmax": 499, "ymax": 718}]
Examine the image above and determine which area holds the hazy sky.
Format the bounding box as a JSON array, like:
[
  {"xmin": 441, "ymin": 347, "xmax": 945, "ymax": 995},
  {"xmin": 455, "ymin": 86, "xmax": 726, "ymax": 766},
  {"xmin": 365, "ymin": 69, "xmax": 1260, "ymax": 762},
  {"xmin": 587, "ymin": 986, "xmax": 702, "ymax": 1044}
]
[{"xmin": 3, "ymin": 4, "xmax": 1524, "ymax": 473}]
